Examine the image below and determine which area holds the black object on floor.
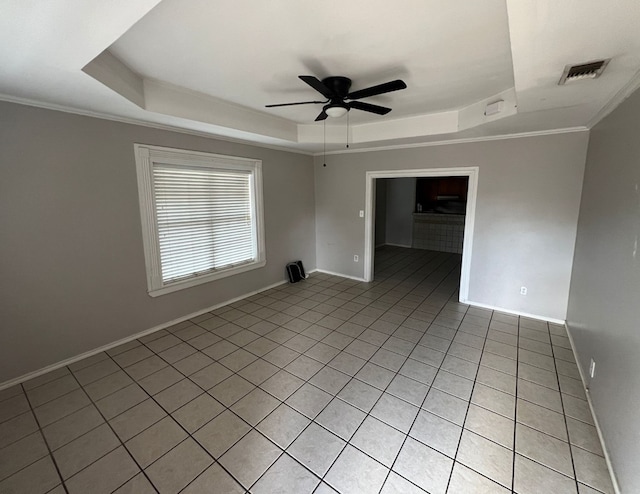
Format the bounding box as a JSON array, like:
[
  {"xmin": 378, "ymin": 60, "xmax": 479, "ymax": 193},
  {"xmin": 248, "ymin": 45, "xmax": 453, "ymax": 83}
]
[{"xmin": 286, "ymin": 260, "xmax": 307, "ymax": 283}]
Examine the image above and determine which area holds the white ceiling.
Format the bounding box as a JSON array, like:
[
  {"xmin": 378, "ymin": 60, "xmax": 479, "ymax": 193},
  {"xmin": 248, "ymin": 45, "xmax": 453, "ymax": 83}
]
[{"xmin": 2, "ymin": 0, "xmax": 640, "ymax": 153}]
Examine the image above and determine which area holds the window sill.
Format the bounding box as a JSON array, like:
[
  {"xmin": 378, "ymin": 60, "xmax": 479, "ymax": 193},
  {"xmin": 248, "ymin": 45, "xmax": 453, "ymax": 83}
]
[{"xmin": 148, "ymin": 259, "xmax": 267, "ymax": 297}]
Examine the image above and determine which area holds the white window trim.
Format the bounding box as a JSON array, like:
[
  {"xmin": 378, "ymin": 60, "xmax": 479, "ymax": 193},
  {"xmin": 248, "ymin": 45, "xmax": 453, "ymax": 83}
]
[{"xmin": 134, "ymin": 144, "xmax": 266, "ymax": 297}]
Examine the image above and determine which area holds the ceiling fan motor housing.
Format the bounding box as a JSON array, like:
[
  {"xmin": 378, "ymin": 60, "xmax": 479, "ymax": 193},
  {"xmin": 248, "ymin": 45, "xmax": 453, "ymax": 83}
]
[{"xmin": 322, "ymin": 76, "xmax": 352, "ymax": 98}]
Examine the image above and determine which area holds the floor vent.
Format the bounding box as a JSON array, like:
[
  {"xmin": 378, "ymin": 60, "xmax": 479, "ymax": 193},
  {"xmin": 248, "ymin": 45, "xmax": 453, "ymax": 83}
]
[{"xmin": 558, "ymin": 59, "xmax": 610, "ymax": 85}]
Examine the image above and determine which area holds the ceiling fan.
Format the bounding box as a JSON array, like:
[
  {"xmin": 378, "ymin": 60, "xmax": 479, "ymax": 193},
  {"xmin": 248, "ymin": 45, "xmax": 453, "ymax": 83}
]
[{"xmin": 266, "ymin": 75, "xmax": 407, "ymax": 121}]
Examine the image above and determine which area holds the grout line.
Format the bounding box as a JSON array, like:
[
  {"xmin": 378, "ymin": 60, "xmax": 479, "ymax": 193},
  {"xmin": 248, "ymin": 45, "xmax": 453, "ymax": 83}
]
[
  {"xmin": 16, "ymin": 383, "xmax": 69, "ymax": 494},
  {"xmin": 64, "ymin": 367, "xmax": 160, "ymax": 494},
  {"xmin": 511, "ymin": 315, "xmax": 521, "ymax": 492},
  {"xmin": 444, "ymin": 304, "xmax": 493, "ymax": 493},
  {"xmin": 551, "ymin": 325, "xmax": 581, "ymax": 493}
]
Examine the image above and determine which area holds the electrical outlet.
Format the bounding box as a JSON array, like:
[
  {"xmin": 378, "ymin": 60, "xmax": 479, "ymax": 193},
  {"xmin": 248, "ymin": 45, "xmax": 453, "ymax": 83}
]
[
  {"xmin": 359, "ymin": 210, "xmax": 364, "ymax": 218},
  {"xmin": 589, "ymin": 358, "xmax": 596, "ymax": 379},
  {"xmin": 354, "ymin": 255, "xmax": 359, "ymax": 262},
  {"xmin": 520, "ymin": 286, "xmax": 527, "ymax": 295}
]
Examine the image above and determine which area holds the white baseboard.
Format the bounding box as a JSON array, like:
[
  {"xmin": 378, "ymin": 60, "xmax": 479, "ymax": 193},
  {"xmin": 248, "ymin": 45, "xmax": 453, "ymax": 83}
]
[
  {"xmin": 564, "ymin": 323, "xmax": 621, "ymax": 494},
  {"xmin": 384, "ymin": 242, "xmax": 413, "ymax": 248},
  {"xmin": 463, "ymin": 300, "xmax": 565, "ymax": 325},
  {"xmin": 311, "ymin": 268, "xmax": 367, "ymax": 282},
  {"xmin": 0, "ymin": 279, "xmax": 288, "ymax": 391}
]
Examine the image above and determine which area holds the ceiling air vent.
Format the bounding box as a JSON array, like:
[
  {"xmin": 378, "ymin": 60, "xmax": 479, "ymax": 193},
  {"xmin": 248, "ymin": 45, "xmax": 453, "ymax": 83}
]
[{"xmin": 558, "ymin": 59, "xmax": 610, "ymax": 85}]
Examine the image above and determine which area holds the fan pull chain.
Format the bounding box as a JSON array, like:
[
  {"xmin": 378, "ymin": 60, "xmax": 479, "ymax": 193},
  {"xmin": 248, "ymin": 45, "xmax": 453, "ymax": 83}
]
[
  {"xmin": 323, "ymin": 119, "xmax": 327, "ymax": 167},
  {"xmin": 346, "ymin": 112, "xmax": 350, "ymax": 149}
]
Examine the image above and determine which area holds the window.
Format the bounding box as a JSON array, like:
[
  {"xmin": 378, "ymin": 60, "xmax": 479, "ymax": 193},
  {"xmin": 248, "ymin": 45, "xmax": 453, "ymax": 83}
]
[{"xmin": 134, "ymin": 144, "xmax": 265, "ymax": 296}]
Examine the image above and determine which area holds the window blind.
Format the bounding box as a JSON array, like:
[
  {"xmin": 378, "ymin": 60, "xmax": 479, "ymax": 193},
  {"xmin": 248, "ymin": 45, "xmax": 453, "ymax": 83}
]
[{"xmin": 152, "ymin": 164, "xmax": 255, "ymax": 284}]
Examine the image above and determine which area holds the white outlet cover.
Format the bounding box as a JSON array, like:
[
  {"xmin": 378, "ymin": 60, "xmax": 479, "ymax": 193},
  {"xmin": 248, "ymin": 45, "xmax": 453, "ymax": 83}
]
[
  {"xmin": 359, "ymin": 210, "xmax": 364, "ymax": 218},
  {"xmin": 520, "ymin": 286, "xmax": 527, "ymax": 295},
  {"xmin": 354, "ymin": 255, "xmax": 359, "ymax": 262},
  {"xmin": 589, "ymin": 359, "xmax": 596, "ymax": 378}
]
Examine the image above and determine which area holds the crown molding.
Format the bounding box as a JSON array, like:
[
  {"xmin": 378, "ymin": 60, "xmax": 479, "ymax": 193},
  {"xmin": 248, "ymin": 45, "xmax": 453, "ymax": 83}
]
[
  {"xmin": 587, "ymin": 67, "xmax": 640, "ymax": 129},
  {"xmin": 0, "ymin": 94, "xmax": 315, "ymax": 157},
  {"xmin": 1, "ymin": 93, "xmax": 590, "ymax": 159},
  {"xmin": 312, "ymin": 126, "xmax": 589, "ymax": 156}
]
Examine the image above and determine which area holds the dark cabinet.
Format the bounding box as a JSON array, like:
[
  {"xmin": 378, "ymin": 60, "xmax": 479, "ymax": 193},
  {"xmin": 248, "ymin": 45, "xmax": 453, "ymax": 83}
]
[{"xmin": 416, "ymin": 177, "xmax": 468, "ymax": 213}]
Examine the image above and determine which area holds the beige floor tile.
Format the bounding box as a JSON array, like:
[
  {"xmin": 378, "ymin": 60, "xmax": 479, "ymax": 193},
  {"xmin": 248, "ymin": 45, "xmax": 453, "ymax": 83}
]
[
  {"xmin": 465, "ymin": 404, "xmax": 514, "ymax": 449},
  {"xmin": 72, "ymin": 358, "xmax": 119, "ymax": 386},
  {"xmin": 380, "ymin": 471, "xmax": 428, "ymax": 494},
  {"xmin": 448, "ymin": 462, "xmax": 510, "ymax": 494},
  {"xmin": 189, "ymin": 362, "xmax": 233, "ymax": 390},
  {"xmin": 456, "ymin": 430, "xmax": 513, "ymax": 489},
  {"xmin": 125, "ymin": 416, "xmax": 187, "ymax": 468},
  {"xmin": 566, "ymin": 416, "xmax": 603, "ymax": 455},
  {"xmin": 0, "ymin": 431, "xmax": 49, "ymax": 481},
  {"xmin": 316, "ymin": 398, "xmax": 366, "ymax": 441},
  {"xmin": 42, "ymin": 404, "xmax": 104, "ymax": 450},
  {"xmin": 410, "ymin": 409, "xmax": 462, "ymax": 457},
  {"xmin": 514, "ymin": 454, "xmax": 577, "ymax": 494},
  {"xmin": 0, "ymin": 456, "xmax": 61, "ymax": 494},
  {"xmin": 145, "ymin": 438, "xmax": 213, "ymax": 493},
  {"xmin": 209, "ymin": 374, "xmax": 255, "ymax": 407},
  {"xmin": 351, "ymin": 416, "xmax": 405, "ymax": 467},
  {"xmin": 33, "ymin": 389, "xmax": 91, "ymax": 427},
  {"xmin": 23, "ymin": 367, "xmax": 70, "ymax": 390},
  {"xmin": 286, "ymin": 383, "xmax": 332, "ymax": 418},
  {"xmin": 171, "ymin": 393, "xmax": 224, "ymax": 433},
  {"xmin": 26, "ymin": 374, "xmax": 80, "ymax": 407},
  {"xmin": 194, "ymin": 410, "xmax": 251, "ymax": 458},
  {"xmin": 0, "ymin": 410, "xmax": 39, "ymax": 449},
  {"xmin": 517, "ymin": 399, "xmax": 568, "ymax": 441},
  {"xmin": 252, "ymin": 453, "xmax": 320, "ymax": 494},
  {"xmin": 219, "ymin": 430, "xmax": 281, "ymax": 489},
  {"xmin": 53, "ymin": 423, "xmax": 120, "ymax": 479},
  {"xmin": 325, "ymin": 445, "xmax": 388, "ymax": 494},
  {"xmin": 260, "ymin": 369, "xmax": 305, "ymax": 400},
  {"xmin": 393, "ymin": 437, "xmax": 453, "ymax": 494},
  {"xmin": 572, "ymin": 446, "xmax": 615, "ymax": 494},
  {"xmin": 64, "ymin": 447, "xmax": 139, "ymax": 494},
  {"xmin": 471, "ymin": 383, "xmax": 515, "ymax": 419},
  {"xmin": 153, "ymin": 379, "xmax": 202, "ymax": 413},
  {"xmin": 109, "ymin": 398, "xmax": 167, "ymax": 442},
  {"xmin": 422, "ymin": 387, "xmax": 468, "ymax": 425},
  {"xmin": 124, "ymin": 355, "xmax": 167, "ymax": 381},
  {"xmin": 172, "ymin": 352, "xmax": 214, "ymax": 376},
  {"xmin": 95, "ymin": 383, "xmax": 147, "ymax": 419},
  {"xmin": 182, "ymin": 463, "xmax": 244, "ymax": 493},
  {"xmin": 256, "ymin": 403, "xmax": 310, "ymax": 449},
  {"xmin": 84, "ymin": 371, "xmax": 133, "ymax": 401},
  {"xmin": 112, "ymin": 472, "xmax": 156, "ymax": 493},
  {"xmin": 515, "ymin": 423, "xmax": 574, "ymax": 478},
  {"xmin": 518, "ymin": 378, "xmax": 563, "ymax": 413},
  {"xmin": 287, "ymin": 423, "xmax": 345, "ymax": 476}
]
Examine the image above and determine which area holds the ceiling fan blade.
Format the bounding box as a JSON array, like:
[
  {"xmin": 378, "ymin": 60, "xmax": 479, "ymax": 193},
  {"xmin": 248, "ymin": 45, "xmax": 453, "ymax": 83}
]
[
  {"xmin": 265, "ymin": 100, "xmax": 326, "ymax": 108},
  {"xmin": 314, "ymin": 110, "xmax": 329, "ymax": 121},
  {"xmin": 299, "ymin": 75, "xmax": 335, "ymax": 99},
  {"xmin": 347, "ymin": 79, "xmax": 407, "ymax": 100},
  {"xmin": 349, "ymin": 101, "xmax": 392, "ymax": 115}
]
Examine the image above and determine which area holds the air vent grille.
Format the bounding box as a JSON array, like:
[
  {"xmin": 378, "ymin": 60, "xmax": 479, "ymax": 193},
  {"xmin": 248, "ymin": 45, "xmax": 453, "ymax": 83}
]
[{"xmin": 559, "ymin": 59, "xmax": 610, "ymax": 85}]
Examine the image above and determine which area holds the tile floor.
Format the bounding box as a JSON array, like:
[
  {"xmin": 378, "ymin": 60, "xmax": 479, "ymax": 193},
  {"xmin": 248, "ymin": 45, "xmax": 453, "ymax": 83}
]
[{"xmin": 0, "ymin": 246, "xmax": 616, "ymax": 493}]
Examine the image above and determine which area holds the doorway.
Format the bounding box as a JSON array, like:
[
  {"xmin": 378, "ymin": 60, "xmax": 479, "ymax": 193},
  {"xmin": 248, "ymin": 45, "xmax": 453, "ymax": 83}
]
[{"xmin": 364, "ymin": 167, "xmax": 478, "ymax": 303}]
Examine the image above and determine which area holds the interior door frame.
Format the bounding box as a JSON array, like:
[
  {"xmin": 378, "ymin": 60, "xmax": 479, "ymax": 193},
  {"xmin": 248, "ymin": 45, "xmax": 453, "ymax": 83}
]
[{"xmin": 363, "ymin": 166, "xmax": 479, "ymax": 303}]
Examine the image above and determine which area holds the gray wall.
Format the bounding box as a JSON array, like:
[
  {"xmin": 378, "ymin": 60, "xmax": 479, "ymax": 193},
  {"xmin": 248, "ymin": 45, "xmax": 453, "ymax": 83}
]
[
  {"xmin": 0, "ymin": 102, "xmax": 316, "ymax": 383},
  {"xmin": 385, "ymin": 177, "xmax": 416, "ymax": 247},
  {"xmin": 374, "ymin": 179, "xmax": 387, "ymax": 246},
  {"xmin": 315, "ymin": 132, "xmax": 589, "ymax": 320},
  {"xmin": 567, "ymin": 89, "xmax": 640, "ymax": 493}
]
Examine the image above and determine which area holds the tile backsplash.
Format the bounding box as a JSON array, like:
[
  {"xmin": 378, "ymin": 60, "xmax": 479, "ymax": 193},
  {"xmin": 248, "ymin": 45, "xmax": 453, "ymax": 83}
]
[{"xmin": 412, "ymin": 213, "xmax": 465, "ymax": 254}]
